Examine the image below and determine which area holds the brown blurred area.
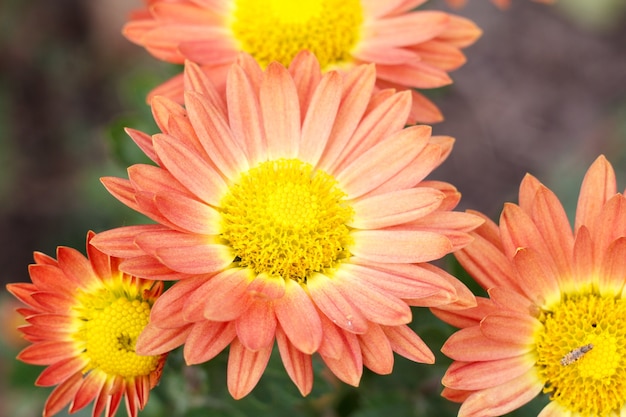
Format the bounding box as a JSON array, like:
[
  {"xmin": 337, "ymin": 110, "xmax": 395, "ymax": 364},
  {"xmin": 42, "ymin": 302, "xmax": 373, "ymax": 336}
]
[{"xmin": 0, "ymin": 0, "xmax": 625, "ymax": 288}]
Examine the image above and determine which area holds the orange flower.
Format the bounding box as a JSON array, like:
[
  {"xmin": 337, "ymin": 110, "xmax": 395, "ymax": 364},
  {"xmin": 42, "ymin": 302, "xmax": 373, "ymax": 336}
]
[
  {"xmin": 434, "ymin": 155, "xmax": 626, "ymax": 416},
  {"xmin": 7, "ymin": 232, "xmax": 166, "ymax": 417},
  {"xmin": 123, "ymin": 0, "xmax": 481, "ymax": 124},
  {"xmin": 91, "ymin": 52, "xmax": 480, "ymax": 398}
]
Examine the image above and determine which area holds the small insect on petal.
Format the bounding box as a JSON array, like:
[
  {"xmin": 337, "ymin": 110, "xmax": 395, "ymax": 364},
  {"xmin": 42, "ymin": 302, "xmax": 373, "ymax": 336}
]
[{"xmin": 560, "ymin": 343, "xmax": 593, "ymax": 366}]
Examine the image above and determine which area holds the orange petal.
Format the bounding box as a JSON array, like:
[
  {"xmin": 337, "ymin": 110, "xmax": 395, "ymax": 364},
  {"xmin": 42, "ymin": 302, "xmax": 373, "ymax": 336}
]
[
  {"xmin": 351, "ymin": 230, "xmax": 453, "ymax": 263},
  {"xmin": 236, "ymin": 300, "xmax": 276, "ymax": 351},
  {"xmin": 479, "ymin": 312, "xmax": 539, "ymax": 345},
  {"xmin": 364, "ymin": 11, "xmax": 449, "ymax": 47},
  {"xmin": 600, "ymin": 237, "xmax": 626, "ymax": 296},
  {"xmin": 442, "ymin": 327, "xmax": 531, "ymax": 362},
  {"xmin": 119, "ymin": 255, "xmax": 188, "ymax": 280},
  {"xmin": 499, "ymin": 203, "xmax": 552, "ymax": 261},
  {"xmin": 376, "ymin": 61, "xmax": 452, "ymax": 89},
  {"xmin": 276, "ymin": 326, "xmax": 313, "ymax": 396},
  {"xmin": 124, "ymin": 128, "xmax": 158, "ymax": 163},
  {"xmin": 298, "ymin": 71, "xmax": 342, "ymax": 165},
  {"xmin": 334, "ymin": 268, "xmax": 412, "ymax": 326},
  {"xmin": 69, "ymin": 371, "xmax": 106, "ymax": 414},
  {"xmin": 227, "ymin": 339, "xmax": 272, "ymax": 399},
  {"xmin": 307, "ymin": 272, "xmax": 368, "ymax": 334},
  {"xmin": 18, "ymin": 340, "xmax": 77, "ymax": 365},
  {"xmin": 358, "ymin": 324, "xmax": 394, "ymax": 375},
  {"xmin": 90, "ymin": 225, "xmax": 161, "ymax": 258},
  {"xmin": 155, "ymin": 191, "xmax": 221, "ymax": 235},
  {"xmin": 201, "ymin": 268, "xmax": 254, "ymax": 322},
  {"xmin": 512, "ymin": 247, "xmax": 561, "ymax": 305},
  {"xmin": 443, "ymin": 355, "xmax": 535, "ymax": 390},
  {"xmin": 36, "ymin": 356, "xmax": 85, "ymax": 387},
  {"xmin": 184, "ymin": 91, "xmax": 249, "ymax": 179},
  {"xmin": 226, "ymin": 63, "xmax": 265, "ymax": 165},
  {"xmin": 56, "ymin": 247, "xmax": 97, "ymax": 289},
  {"xmin": 459, "ymin": 372, "xmax": 543, "ymax": 417},
  {"xmin": 135, "ymin": 323, "xmax": 192, "ymax": 356},
  {"xmin": 381, "ymin": 324, "xmax": 435, "ymax": 364},
  {"xmin": 152, "ymin": 134, "xmax": 227, "ymax": 206},
  {"xmin": 575, "ymin": 155, "xmax": 616, "ymax": 232},
  {"xmin": 288, "ymin": 50, "xmax": 322, "ymax": 121},
  {"xmin": 349, "ymin": 187, "xmax": 444, "ymax": 229},
  {"xmin": 260, "ymin": 62, "xmax": 301, "ymax": 159},
  {"xmin": 42, "ymin": 372, "xmax": 82, "ymax": 417},
  {"xmin": 274, "ymin": 279, "xmax": 322, "ymax": 354},
  {"xmin": 184, "ymin": 321, "xmax": 236, "ymax": 365},
  {"xmin": 247, "ymin": 273, "xmax": 286, "ymax": 300},
  {"xmin": 150, "ymin": 275, "xmax": 206, "ymax": 328},
  {"xmin": 319, "ymin": 329, "xmax": 363, "ymax": 386}
]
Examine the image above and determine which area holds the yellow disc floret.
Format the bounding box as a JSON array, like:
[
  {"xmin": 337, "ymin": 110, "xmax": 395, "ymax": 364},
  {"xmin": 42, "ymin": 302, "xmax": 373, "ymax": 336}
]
[
  {"xmin": 220, "ymin": 158, "xmax": 354, "ymax": 284},
  {"xmin": 73, "ymin": 277, "xmax": 160, "ymax": 378},
  {"xmin": 229, "ymin": 0, "xmax": 363, "ymax": 69},
  {"xmin": 535, "ymin": 293, "xmax": 626, "ymax": 416}
]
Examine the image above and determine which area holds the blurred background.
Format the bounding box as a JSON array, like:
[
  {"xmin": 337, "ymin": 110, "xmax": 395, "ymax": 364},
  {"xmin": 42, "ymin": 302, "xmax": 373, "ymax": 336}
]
[{"xmin": 1, "ymin": 0, "xmax": 625, "ymax": 416}]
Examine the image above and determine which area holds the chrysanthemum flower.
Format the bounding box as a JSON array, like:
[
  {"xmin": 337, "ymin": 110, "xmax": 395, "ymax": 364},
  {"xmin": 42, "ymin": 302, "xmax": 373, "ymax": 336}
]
[
  {"xmin": 434, "ymin": 155, "xmax": 626, "ymax": 416},
  {"xmin": 7, "ymin": 232, "xmax": 166, "ymax": 417},
  {"xmin": 123, "ymin": 0, "xmax": 481, "ymax": 124},
  {"xmin": 91, "ymin": 52, "xmax": 480, "ymax": 398}
]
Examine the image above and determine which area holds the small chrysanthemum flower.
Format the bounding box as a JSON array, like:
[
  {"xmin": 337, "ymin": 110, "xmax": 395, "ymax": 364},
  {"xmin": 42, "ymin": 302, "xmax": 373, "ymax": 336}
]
[
  {"xmin": 7, "ymin": 232, "xmax": 166, "ymax": 417},
  {"xmin": 434, "ymin": 155, "xmax": 626, "ymax": 417},
  {"xmin": 91, "ymin": 52, "xmax": 481, "ymax": 398},
  {"xmin": 123, "ymin": 0, "xmax": 481, "ymax": 123}
]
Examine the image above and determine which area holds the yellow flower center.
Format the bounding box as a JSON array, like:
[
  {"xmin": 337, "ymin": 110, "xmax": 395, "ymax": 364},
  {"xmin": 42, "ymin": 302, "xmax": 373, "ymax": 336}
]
[
  {"xmin": 229, "ymin": 0, "xmax": 363, "ymax": 69},
  {"xmin": 220, "ymin": 158, "xmax": 354, "ymax": 284},
  {"xmin": 73, "ymin": 278, "xmax": 160, "ymax": 377},
  {"xmin": 535, "ymin": 293, "xmax": 626, "ymax": 416}
]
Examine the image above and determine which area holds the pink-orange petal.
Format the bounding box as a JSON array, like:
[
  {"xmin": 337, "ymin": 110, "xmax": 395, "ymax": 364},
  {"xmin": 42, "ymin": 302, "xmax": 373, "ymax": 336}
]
[
  {"xmin": 90, "ymin": 225, "xmax": 163, "ymax": 259},
  {"xmin": 479, "ymin": 312, "xmax": 539, "ymax": 344},
  {"xmin": 349, "ymin": 187, "xmax": 444, "ymax": 229},
  {"xmin": 260, "ymin": 62, "xmax": 301, "ymax": 159},
  {"xmin": 364, "ymin": 11, "xmax": 449, "ymax": 47},
  {"xmin": 319, "ymin": 329, "xmax": 363, "ymax": 386},
  {"xmin": 575, "ymin": 155, "xmax": 616, "ymax": 232},
  {"xmin": 184, "ymin": 91, "xmax": 249, "ymax": 178},
  {"xmin": 512, "ymin": 247, "xmax": 561, "ymax": 305},
  {"xmin": 599, "ymin": 237, "xmax": 626, "ymax": 295},
  {"xmin": 274, "ymin": 279, "xmax": 323, "ymax": 355},
  {"xmin": 458, "ymin": 372, "xmax": 543, "ymax": 417},
  {"xmin": 183, "ymin": 320, "xmax": 237, "ymax": 365},
  {"xmin": 201, "ymin": 268, "xmax": 254, "ymax": 322},
  {"xmin": 381, "ymin": 324, "xmax": 435, "ymax": 363},
  {"xmin": 152, "ymin": 238, "xmax": 232, "ymax": 274},
  {"xmin": 288, "ymin": 50, "xmax": 322, "ymax": 119},
  {"xmin": 307, "ymin": 272, "xmax": 369, "ymax": 334},
  {"xmin": 443, "ymin": 356, "xmax": 535, "ymax": 391},
  {"xmin": 276, "ymin": 326, "xmax": 313, "ymax": 396},
  {"xmin": 441, "ymin": 326, "xmax": 531, "ymax": 362},
  {"xmin": 152, "ymin": 134, "xmax": 227, "ymax": 206},
  {"xmin": 56, "ymin": 246, "xmax": 97, "ymax": 288},
  {"xmin": 358, "ymin": 323, "xmax": 394, "ymax": 375},
  {"xmin": 155, "ymin": 191, "xmax": 221, "ymax": 235},
  {"xmin": 298, "ymin": 71, "xmax": 342, "ymax": 164},
  {"xmin": 247, "ymin": 273, "xmax": 286, "ymax": 300},
  {"xmin": 351, "ymin": 230, "xmax": 453, "ymax": 263},
  {"xmin": 235, "ymin": 300, "xmax": 277, "ymax": 351},
  {"xmin": 227, "ymin": 338, "xmax": 273, "ymax": 399},
  {"xmin": 119, "ymin": 256, "xmax": 188, "ymax": 281},
  {"xmin": 226, "ymin": 64, "xmax": 266, "ymax": 165},
  {"xmin": 136, "ymin": 323, "xmax": 192, "ymax": 356},
  {"xmin": 334, "ymin": 268, "xmax": 412, "ymax": 326}
]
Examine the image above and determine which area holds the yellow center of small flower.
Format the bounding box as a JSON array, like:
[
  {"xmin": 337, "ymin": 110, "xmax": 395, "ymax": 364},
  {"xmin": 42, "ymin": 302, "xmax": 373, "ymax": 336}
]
[
  {"xmin": 220, "ymin": 158, "xmax": 354, "ymax": 283},
  {"xmin": 73, "ymin": 279, "xmax": 160, "ymax": 378},
  {"xmin": 229, "ymin": 0, "xmax": 363, "ymax": 69},
  {"xmin": 535, "ymin": 292, "xmax": 626, "ymax": 416}
]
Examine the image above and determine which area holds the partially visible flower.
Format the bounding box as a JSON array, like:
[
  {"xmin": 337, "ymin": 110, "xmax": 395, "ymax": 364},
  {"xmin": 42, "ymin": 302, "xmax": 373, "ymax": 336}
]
[
  {"xmin": 92, "ymin": 52, "xmax": 481, "ymax": 398},
  {"xmin": 434, "ymin": 155, "xmax": 626, "ymax": 416},
  {"xmin": 123, "ymin": 0, "xmax": 481, "ymax": 123},
  {"xmin": 445, "ymin": 0, "xmax": 554, "ymax": 9},
  {"xmin": 7, "ymin": 232, "xmax": 166, "ymax": 417}
]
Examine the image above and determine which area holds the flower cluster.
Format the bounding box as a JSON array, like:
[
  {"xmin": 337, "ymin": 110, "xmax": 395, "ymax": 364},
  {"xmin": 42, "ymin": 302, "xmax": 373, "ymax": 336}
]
[{"xmin": 8, "ymin": 1, "xmax": 620, "ymax": 417}]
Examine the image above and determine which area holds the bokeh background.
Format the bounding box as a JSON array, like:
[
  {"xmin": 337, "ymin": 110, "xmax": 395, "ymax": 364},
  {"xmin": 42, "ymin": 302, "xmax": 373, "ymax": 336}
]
[{"xmin": 1, "ymin": 0, "xmax": 625, "ymax": 416}]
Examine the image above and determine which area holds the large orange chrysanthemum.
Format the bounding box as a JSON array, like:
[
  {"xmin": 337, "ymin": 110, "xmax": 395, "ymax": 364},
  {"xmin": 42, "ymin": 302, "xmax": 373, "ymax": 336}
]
[
  {"xmin": 91, "ymin": 52, "xmax": 481, "ymax": 398},
  {"xmin": 434, "ymin": 155, "xmax": 626, "ymax": 417},
  {"xmin": 6, "ymin": 232, "xmax": 166, "ymax": 417},
  {"xmin": 123, "ymin": 0, "xmax": 481, "ymax": 124}
]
